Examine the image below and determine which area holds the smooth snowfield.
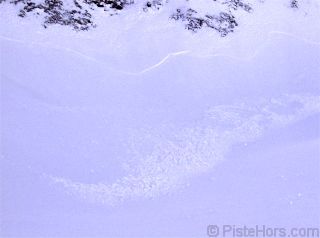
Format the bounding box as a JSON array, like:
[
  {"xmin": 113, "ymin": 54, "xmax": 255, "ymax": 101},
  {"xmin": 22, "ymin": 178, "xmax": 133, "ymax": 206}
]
[{"xmin": 1, "ymin": 0, "xmax": 320, "ymax": 237}]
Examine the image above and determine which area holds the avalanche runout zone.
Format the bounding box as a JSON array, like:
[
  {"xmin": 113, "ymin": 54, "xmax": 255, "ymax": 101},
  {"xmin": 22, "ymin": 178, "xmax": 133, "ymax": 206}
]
[{"xmin": 48, "ymin": 94, "xmax": 320, "ymax": 205}]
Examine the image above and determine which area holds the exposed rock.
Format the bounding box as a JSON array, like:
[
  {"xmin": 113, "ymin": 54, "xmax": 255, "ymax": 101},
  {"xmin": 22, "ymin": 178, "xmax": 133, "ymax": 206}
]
[
  {"xmin": 222, "ymin": 0, "xmax": 253, "ymax": 12},
  {"xmin": 0, "ymin": 0, "xmax": 304, "ymax": 35},
  {"xmin": 143, "ymin": 0, "xmax": 167, "ymax": 12},
  {"xmin": 171, "ymin": 8, "xmax": 238, "ymax": 36},
  {"xmin": 290, "ymin": 0, "xmax": 298, "ymax": 8}
]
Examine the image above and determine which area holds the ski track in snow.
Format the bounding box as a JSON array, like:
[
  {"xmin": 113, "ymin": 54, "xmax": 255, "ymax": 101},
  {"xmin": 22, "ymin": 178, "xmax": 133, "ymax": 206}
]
[
  {"xmin": 126, "ymin": 50, "xmax": 191, "ymax": 75},
  {"xmin": 1, "ymin": 30, "xmax": 320, "ymax": 77},
  {"xmin": 201, "ymin": 31, "xmax": 320, "ymax": 61}
]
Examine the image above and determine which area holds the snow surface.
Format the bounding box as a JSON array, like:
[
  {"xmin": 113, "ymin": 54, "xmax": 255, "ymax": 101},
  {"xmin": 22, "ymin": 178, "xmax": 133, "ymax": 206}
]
[{"xmin": 1, "ymin": 0, "xmax": 320, "ymax": 237}]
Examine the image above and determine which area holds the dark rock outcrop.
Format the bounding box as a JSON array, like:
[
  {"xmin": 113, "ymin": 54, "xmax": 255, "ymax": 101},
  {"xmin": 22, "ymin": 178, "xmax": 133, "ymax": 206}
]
[{"xmin": 0, "ymin": 0, "xmax": 301, "ymax": 35}]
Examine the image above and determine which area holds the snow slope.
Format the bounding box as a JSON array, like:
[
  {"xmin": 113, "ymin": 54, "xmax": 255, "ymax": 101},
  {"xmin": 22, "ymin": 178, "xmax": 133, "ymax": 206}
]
[{"xmin": 1, "ymin": 0, "xmax": 320, "ymax": 237}]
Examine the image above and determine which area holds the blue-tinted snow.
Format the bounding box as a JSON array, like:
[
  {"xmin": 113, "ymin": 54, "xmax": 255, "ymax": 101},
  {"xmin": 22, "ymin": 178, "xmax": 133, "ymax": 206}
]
[{"xmin": 1, "ymin": 0, "xmax": 319, "ymax": 237}]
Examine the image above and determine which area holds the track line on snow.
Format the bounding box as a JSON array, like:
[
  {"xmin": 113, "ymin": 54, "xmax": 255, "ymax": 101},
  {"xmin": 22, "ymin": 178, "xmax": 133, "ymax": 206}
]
[
  {"xmin": 195, "ymin": 31, "xmax": 320, "ymax": 62},
  {"xmin": 1, "ymin": 31, "xmax": 319, "ymax": 76},
  {"xmin": 123, "ymin": 50, "xmax": 191, "ymax": 75}
]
